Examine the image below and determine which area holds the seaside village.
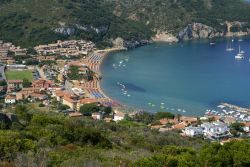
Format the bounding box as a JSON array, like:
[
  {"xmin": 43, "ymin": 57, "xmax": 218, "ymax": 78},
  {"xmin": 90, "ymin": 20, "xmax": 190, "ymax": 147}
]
[{"xmin": 0, "ymin": 39, "xmax": 250, "ymax": 143}]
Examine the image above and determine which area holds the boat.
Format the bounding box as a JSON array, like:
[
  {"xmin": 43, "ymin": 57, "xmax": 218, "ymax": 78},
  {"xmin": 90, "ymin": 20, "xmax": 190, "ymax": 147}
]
[
  {"xmin": 240, "ymin": 50, "xmax": 245, "ymax": 54},
  {"xmin": 226, "ymin": 40, "xmax": 234, "ymax": 51},
  {"xmin": 226, "ymin": 47, "xmax": 234, "ymax": 52},
  {"xmin": 235, "ymin": 46, "xmax": 244, "ymax": 59},
  {"xmin": 238, "ymin": 39, "xmax": 243, "ymax": 42},
  {"xmin": 235, "ymin": 55, "xmax": 244, "ymax": 60},
  {"xmin": 210, "ymin": 42, "xmax": 216, "ymax": 46},
  {"xmin": 210, "ymin": 39, "xmax": 216, "ymax": 46}
]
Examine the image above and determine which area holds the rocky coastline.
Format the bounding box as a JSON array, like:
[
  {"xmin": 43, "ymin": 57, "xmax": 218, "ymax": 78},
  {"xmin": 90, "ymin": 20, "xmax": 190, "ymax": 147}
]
[{"xmin": 152, "ymin": 22, "xmax": 250, "ymax": 43}]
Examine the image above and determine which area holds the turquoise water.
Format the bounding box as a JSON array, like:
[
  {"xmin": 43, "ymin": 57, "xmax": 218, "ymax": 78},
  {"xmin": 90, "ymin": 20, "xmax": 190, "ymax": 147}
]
[{"xmin": 101, "ymin": 38, "xmax": 250, "ymax": 116}]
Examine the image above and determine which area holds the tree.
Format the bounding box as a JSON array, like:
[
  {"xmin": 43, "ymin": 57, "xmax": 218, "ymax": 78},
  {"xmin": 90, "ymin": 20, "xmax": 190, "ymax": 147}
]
[
  {"xmin": 154, "ymin": 112, "xmax": 175, "ymax": 120},
  {"xmin": 27, "ymin": 48, "xmax": 37, "ymax": 55},
  {"xmin": 0, "ymin": 80, "xmax": 7, "ymax": 86},
  {"xmin": 57, "ymin": 104, "xmax": 70, "ymax": 111},
  {"xmin": 133, "ymin": 112, "xmax": 154, "ymax": 124},
  {"xmin": 39, "ymin": 103, "xmax": 45, "ymax": 107},
  {"xmin": 23, "ymin": 78, "xmax": 31, "ymax": 88},
  {"xmin": 79, "ymin": 103, "xmax": 100, "ymax": 116},
  {"xmin": 15, "ymin": 105, "xmax": 32, "ymax": 125},
  {"xmin": 230, "ymin": 122, "xmax": 244, "ymax": 137},
  {"xmin": 103, "ymin": 106, "xmax": 112, "ymax": 114},
  {"xmin": 7, "ymin": 51, "xmax": 15, "ymax": 57}
]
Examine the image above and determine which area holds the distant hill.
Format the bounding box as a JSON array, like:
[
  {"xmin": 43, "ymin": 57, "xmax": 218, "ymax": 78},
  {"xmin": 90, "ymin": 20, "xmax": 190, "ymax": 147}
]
[{"xmin": 0, "ymin": 0, "xmax": 250, "ymax": 47}]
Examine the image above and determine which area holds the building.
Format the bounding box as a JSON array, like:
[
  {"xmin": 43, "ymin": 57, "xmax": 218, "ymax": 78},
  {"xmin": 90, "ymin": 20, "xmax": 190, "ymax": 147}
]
[
  {"xmin": 201, "ymin": 121, "xmax": 229, "ymax": 138},
  {"xmin": 7, "ymin": 80, "xmax": 23, "ymax": 90},
  {"xmin": 77, "ymin": 98, "xmax": 98, "ymax": 110},
  {"xmin": 172, "ymin": 122, "xmax": 188, "ymax": 130},
  {"xmin": 16, "ymin": 87, "xmax": 40, "ymax": 100},
  {"xmin": 92, "ymin": 112, "xmax": 103, "ymax": 120},
  {"xmin": 243, "ymin": 122, "xmax": 250, "ymax": 133},
  {"xmin": 221, "ymin": 117, "xmax": 236, "ymax": 125},
  {"xmin": 113, "ymin": 112, "xmax": 125, "ymax": 122},
  {"xmin": 69, "ymin": 112, "xmax": 83, "ymax": 118},
  {"xmin": 62, "ymin": 95, "xmax": 78, "ymax": 110},
  {"xmin": 32, "ymin": 79, "xmax": 52, "ymax": 90},
  {"xmin": 5, "ymin": 95, "xmax": 16, "ymax": 104},
  {"xmin": 7, "ymin": 64, "xmax": 27, "ymax": 70},
  {"xmin": 184, "ymin": 127, "xmax": 203, "ymax": 137},
  {"xmin": 179, "ymin": 116, "xmax": 198, "ymax": 124},
  {"xmin": 30, "ymin": 93, "xmax": 48, "ymax": 101},
  {"xmin": 53, "ymin": 90, "xmax": 65, "ymax": 102}
]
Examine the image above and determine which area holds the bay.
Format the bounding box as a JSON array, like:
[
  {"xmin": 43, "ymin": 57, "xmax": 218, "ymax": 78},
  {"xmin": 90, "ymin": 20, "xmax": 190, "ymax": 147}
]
[{"xmin": 101, "ymin": 38, "xmax": 250, "ymax": 116}]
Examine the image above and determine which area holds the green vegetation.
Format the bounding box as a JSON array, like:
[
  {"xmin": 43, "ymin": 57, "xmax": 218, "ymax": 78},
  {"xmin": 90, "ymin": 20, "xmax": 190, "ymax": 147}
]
[
  {"xmin": 132, "ymin": 143, "xmax": 250, "ymax": 167},
  {"xmin": 230, "ymin": 122, "xmax": 245, "ymax": 137},
  {"xmin": 22, "ymin": 78, "xmax": 32, "ymax": 88},
  {"xmin": 0, "ymin": 104, "xmax": 249, "ymax": 166},
  {"xmin": 1, "ymin": 0, "xmax": 250, "ymax": 47},
  {"xmin": 154, "ymin": 111, "xmax": 175, "ymax": 120},
  {"xmin": 79, "ymin": 103, "xmax": 112, "ymax": 116},
  {"xmin": 68, "ymin": 65, "xmax": 94, "ymax": 81},
  {"xmin": 79, "ymin": 103, "xmax": 100, "ymax": 115},
  {"xmin": 5, "ymin": 70, "xmax": 34, "ymax": 82},
  {"xmin": 0, "ymin": 80, "xmax": 7, "ymax": 86},
  {"xmin": 0, "ymin": 0, "xmax": 153, "ymax": 48},
  {"xmin": 57, "ymin": 103, "xmax": 70, "ymax": 111}
]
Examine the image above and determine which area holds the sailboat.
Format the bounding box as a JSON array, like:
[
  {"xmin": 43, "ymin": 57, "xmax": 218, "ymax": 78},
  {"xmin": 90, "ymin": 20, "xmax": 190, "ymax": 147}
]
[
  {"xmin": 210, "ymin": 40, "xmax": 216, "ymax": 46},
  {"xmin": 235, "ymin": 46, "xmax": 244, "ymax": 59},
  {"xmin": 226, "ymin": 40, "xmax": 234, "ymax": 52}
]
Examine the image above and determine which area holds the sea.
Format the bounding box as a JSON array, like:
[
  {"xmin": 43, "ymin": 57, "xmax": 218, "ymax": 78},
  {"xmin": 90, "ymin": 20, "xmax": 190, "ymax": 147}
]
[{"xmin": 101, "ymin": 38, "xmax": 250, "ymax": 116}]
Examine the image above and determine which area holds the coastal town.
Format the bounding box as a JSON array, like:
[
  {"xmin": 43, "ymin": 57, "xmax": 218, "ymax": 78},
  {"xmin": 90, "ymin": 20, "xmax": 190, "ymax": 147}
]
[{"xmin": 0, "ymin": 39, "xmax": 249, "ymax": 144}]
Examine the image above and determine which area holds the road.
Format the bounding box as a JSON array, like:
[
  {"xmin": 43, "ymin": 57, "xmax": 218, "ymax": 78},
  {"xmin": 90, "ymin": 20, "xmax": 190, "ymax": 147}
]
[{"xmin": 0, "ymin": 65, "xmax": 6, "ymax": 80}]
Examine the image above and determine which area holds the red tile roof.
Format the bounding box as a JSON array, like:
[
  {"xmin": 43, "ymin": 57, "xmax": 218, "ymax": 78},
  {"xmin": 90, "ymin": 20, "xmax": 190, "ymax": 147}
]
[
  {"xmin": 5, "ymin": 95, "xmax": 16, "ymax": 100},
  {"xmin": 69, "ymin": 112, "xmax": 83, "ymax": 117},
  {"xmin": 79, "ymin": 98, "xmax": 98, "ymax": 104}
]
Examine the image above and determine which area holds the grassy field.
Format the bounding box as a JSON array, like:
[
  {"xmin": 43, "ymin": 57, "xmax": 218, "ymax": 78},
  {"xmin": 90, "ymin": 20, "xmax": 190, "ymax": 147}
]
[{"xmin": 5, "ymin": 70, "xmax": 34, "ymax": 81}]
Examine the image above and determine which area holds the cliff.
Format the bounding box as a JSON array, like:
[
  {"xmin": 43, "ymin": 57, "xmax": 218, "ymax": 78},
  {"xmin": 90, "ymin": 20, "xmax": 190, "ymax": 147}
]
[
  {"xmin": 153, "ymin": 22, "xmax": 250, "ymax": 43},
  {"xmin": 177, "ymin": 23, "xmax": 223, "ymax": 41}
]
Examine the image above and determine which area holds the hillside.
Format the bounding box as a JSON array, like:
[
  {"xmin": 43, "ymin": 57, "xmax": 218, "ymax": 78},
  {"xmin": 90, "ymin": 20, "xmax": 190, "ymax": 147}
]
[
  {"xmin": 0, "ymin": 0, "xmax": 250, "ymax": 47},
  {"xmin": 0, "ymin": 105, "xmax": 249, "ymax": 166}
]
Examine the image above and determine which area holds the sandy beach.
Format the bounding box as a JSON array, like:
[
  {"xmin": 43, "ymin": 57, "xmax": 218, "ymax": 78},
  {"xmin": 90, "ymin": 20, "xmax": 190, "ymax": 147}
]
[{"xmin": 83, "ymin": 47, "xmax": 127, "ymax": 107}]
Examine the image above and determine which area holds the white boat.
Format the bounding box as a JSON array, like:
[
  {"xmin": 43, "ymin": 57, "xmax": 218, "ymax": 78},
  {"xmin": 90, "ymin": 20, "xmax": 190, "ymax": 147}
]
[
  {"xmin": 210, "ymin": 42, "xmax": 216, "ymax": 46},
  {"xmin": 238, "ymin": 39, "xmax": 243, "ymax": 42},
  {"xmin": 235, "ymin": 55, "xmax": 243, "ymax": 59},
  {"xmin": 240, "ymin": 50, "xmax": 245, "ymax": 54},
  {"xmin": 226, "ymin": 48, "xmax": 234, "ymax": 52},
  {"xmin": 235, "ymin": 46, "xmax": 244, "ymax": 59},
  {"xmin": 226, "ymin": 40, "xmax": 234, "ymax": 51}
]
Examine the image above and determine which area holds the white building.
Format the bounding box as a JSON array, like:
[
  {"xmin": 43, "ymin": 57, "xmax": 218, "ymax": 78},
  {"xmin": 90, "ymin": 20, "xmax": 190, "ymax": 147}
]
[
  {"xmin": 113, "ymin": 112, "xmax": 125, "ymax": 122},
  {"xmin": 184, "ymin": 127, "xmax": 203, "ymax": 137},
  {"xmin": 92, "ymin": 112, "xmax": 103, "ymax": 120},
  {"xmin": 243, "ymin": 123, "xmax": 250, "ymax": 132},
  {"xmin": 201, "ymin": 121, "xmax": 229, "ymax": 138},
  {"xmin": 5, "ymin": 95, "xmax": 16, "ymax": 104}
]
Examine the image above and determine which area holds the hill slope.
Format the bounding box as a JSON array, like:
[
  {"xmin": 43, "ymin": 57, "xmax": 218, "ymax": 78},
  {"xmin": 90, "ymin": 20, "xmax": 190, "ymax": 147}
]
[{"xmin": 0, "ymin": 0, "xmax": 250, "ymax": 47}]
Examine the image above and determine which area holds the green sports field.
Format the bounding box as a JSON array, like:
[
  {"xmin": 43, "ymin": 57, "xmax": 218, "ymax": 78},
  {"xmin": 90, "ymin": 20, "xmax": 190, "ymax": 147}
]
[{"xmin": 5, "ymin": 70, "xmax": 34, "ymax": 82}]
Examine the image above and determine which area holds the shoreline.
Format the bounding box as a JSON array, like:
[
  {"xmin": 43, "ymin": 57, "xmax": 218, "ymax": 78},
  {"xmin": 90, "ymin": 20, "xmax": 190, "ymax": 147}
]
[
  {"xmin": 85, "ymin": 47, "xmax": 127, "ymax": 107},
  {"xmin": 91, "ymin": 40, "xmax": 250, "ymax": 118}
]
